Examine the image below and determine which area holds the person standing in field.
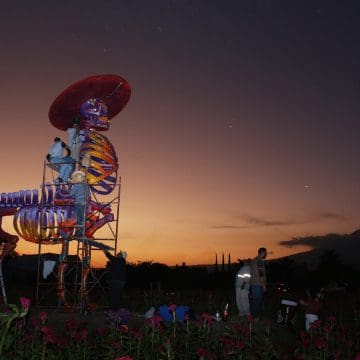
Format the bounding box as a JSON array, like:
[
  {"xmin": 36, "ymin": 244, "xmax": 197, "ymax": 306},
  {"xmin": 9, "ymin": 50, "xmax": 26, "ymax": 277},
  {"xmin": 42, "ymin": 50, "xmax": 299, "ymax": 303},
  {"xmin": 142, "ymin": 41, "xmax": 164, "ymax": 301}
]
[
  {"xmin": 235, "ymin": 259, "xmax": 251, "ymax": 317},
  {"xmin": 299, "ymin": 288, "xmax": 323, "ymax": 331},
  {"xmin": 103, "ymin": 249, "xmax": 127, "ymax": 311},
  {"xmin": 250, "ymin": 247, "xmax": 267, "ymax": 320}
]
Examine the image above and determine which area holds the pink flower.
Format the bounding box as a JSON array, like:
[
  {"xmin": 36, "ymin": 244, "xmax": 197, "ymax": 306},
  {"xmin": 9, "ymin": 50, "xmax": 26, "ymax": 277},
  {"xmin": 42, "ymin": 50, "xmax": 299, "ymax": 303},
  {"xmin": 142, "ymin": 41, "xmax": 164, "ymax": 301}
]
[
  {"xmin": 114, "ymin": 356, "xmax": 133, "ymax": 360},
  {"xmin": 163, "ymin": 338, "xmax": 172, "ymax": 348},
  {"xmin": 247, "ymin": 314, "xmax": 254, "ymax": 323},
  {"xmin": 20, "ymin": 297, "xmax": 31, "ymax": 311},
  {"xmin": 130, "ymin": 328, "xmax": 144, "ymax": 339},
  {"xmin": 200, "ymin": 312, "xmax": 214, "ymax": 325},
  {"xmin": 196, "ymin": 347, "xmax": 212, "ymax": 358},
  {"xmin": 94, "ymin": 327, "xmax": 109, "ymax": 336},
  {"xmin": 65, "ymin": 318, "xmax": 76, "ymax": 330},
  {"xmin": 168, "ymin": 304, "xmax": 177, "ymax": 313},
  {"xmin": 220, "ymin": 337, "xmax": 235, "ymax": 347},
  {"xmin": 27, "ymin": 317, "xmax": 41, "ymax": 332},
  {"xmin": 322, "ymin": 323, "xmax": 332, "ymax": 334},
  {"xmin": 309, "ymin": 319, "xmax": 321, "ymax": 330},
  {"xmin": 234, "ymin": 340, "xmax": 245, "ymax": 350},
  {"xmin": 146, "ymin": 315, "xmax": 163, "ymax": 329},
  {"xmin": 242, "ymin": 326, "xmax": 251, "ymax": 338},
  {"xmin": 39, "ymin": 311, "xmax": 48, "ymax": 325},
  {"xmin": 79, "ymin": 328, "xmax": 88, "ymax": 340},
  {"xmin": 119, "ymin": 324, "xmax": 128, "ymax": 334},
  {"xmin": 294, "ymin": 353, "xmax": 304, "ymax": 360},
  {"xmin": 299, "ymin": 331, "xmax": 309, "ymax": 348},
  {"xmin": 231, "ymin": 323, "xmax": 242, "ymax": 333},
  {"xmin": 312, "ymin": 336, "xmax": 326, "ymax": 350},
  {"xmin": 41, "ymin": 326, "xmax": 57, "ymax": 344}
]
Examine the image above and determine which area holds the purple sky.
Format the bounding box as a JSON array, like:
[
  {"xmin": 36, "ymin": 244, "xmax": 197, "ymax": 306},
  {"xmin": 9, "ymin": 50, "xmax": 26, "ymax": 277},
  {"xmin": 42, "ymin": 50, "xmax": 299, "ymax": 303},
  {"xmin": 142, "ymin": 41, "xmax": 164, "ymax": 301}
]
[{"xmin": 1, "ymin": 1, "xmax": 360, "ymax": 266}]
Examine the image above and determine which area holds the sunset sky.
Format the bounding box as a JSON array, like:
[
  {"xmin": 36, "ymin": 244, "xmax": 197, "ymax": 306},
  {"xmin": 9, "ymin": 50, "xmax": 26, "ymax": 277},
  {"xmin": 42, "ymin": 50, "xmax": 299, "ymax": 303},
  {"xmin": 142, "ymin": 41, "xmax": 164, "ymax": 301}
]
[{"xmin": 1, "ymin": 1, "xmax": 360, "ymax": 267}]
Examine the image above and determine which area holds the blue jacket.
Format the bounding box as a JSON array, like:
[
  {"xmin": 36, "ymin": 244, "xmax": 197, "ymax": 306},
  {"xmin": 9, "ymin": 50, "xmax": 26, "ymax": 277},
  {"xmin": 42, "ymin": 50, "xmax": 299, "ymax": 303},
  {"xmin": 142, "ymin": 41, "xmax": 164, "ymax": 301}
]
[{"xmin": 69, "ymin": 183, "xmax": 90, "ymax": 205}]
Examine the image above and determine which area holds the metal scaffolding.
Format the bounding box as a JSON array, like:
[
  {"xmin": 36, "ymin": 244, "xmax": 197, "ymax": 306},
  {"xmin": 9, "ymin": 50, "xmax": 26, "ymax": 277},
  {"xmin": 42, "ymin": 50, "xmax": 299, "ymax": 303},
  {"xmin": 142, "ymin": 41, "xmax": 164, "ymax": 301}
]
[{"xmin": 35, "ymin": 161, "xmax": 121, "ymax": 311}]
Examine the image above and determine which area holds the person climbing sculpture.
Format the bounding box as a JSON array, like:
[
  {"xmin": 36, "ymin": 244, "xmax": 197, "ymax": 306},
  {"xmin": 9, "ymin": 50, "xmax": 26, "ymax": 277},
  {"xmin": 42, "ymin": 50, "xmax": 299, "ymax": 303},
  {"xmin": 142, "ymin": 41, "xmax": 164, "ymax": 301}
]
[
  {"xmin": 66, "ymin": 117, "xmax": 82, "ymax": 162},
  {"xmin": 46, "ymin": 137, "xmax": 74, "ymax": 183},
  {"xmin": 69, "ymin": 171, "xmax": 90, "ymax": 238}
]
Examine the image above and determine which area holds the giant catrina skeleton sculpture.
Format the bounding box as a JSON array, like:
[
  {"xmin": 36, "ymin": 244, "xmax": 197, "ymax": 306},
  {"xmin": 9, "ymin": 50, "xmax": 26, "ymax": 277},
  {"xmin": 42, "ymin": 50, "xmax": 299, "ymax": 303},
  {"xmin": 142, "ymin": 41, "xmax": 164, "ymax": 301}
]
[{"xmin": 0, "ymin": 74, "xmax": 131, "ymax": 306}]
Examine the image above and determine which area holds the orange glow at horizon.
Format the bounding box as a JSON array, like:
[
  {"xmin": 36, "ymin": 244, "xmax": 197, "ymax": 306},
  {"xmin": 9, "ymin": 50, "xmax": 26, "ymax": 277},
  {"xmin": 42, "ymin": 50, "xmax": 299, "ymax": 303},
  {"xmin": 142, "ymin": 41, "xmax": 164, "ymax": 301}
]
[{"xmin": 2, "ymin": 104, "xmax": 359, "ymax": 269}]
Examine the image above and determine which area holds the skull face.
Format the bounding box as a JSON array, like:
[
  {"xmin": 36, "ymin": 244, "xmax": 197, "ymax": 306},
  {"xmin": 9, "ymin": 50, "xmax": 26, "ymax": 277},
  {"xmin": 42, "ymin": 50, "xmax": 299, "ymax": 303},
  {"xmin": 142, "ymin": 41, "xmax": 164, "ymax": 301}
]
[{"xmin": 80, "ymin": 98, "xmax": 110, "ymax": 130}]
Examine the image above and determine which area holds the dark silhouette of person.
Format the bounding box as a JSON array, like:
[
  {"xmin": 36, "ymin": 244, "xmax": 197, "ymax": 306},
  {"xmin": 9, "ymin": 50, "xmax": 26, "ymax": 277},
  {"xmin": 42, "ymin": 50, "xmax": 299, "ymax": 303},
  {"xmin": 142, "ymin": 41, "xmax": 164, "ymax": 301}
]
[
  {"xmin": 250, "ymin": 247, "xmax": 267, "ymax": 319},
  {"xmin": 103, "ymin": 250, "xmax": 127, "ymax": 311}
]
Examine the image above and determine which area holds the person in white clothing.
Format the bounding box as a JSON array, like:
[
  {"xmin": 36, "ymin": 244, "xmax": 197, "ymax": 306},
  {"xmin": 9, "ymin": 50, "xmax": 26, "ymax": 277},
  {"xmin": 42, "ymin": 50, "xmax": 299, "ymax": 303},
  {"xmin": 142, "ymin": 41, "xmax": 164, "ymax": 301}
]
[
  {"xmin": 235, "ymin": 259, "xmax": 251, "ymax": 317},
  {"xmin": 299, "ymin": 289, "xmax": 323, "ymax": 331},
  {"xmin": 46, "ymin": 137, "xmax": 74, "ymax": 183},
  {"xmin": 66, "ymin": 120, "xmax": 82, "ymax": 162}
]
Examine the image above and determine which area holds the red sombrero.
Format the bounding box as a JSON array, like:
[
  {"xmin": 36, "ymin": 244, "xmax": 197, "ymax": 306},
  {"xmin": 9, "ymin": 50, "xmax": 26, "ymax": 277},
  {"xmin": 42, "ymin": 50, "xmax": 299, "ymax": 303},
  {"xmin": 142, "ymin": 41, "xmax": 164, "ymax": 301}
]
[{"xmin": 48, "ymin": 74, "xmax": 131, "ymax": 131}]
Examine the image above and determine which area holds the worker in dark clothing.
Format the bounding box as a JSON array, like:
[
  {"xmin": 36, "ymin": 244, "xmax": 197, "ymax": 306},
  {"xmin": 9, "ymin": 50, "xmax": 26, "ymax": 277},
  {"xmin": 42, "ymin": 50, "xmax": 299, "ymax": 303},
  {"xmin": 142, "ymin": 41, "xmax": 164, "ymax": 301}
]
[{"xmin": 103, "ymin": 250, "xmax": 127, "ymax": 311}]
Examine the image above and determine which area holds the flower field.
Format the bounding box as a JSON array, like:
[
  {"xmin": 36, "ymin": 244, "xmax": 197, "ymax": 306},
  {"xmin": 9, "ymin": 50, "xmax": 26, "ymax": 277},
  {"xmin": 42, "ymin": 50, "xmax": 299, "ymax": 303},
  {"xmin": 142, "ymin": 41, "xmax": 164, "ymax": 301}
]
[{"xmin": 0, "ymin": 287, "xmax": 359, "ymax": 359}]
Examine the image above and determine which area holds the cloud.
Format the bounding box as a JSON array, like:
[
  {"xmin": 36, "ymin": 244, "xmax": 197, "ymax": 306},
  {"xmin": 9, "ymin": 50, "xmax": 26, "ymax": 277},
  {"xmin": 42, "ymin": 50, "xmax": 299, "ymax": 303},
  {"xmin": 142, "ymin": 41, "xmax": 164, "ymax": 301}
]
[
  {"xmin": 209, "ymin": 211, "xmax": 348, "ymax": 231},
  {"xmin": 241, "ymin": 215, "xmax": 300, "ymax": 227},
  {"xmin": 209, "ymin": 215, "xmax": 304, "ymax": 230},
  {"xmin": 279, "ymin": 234, "xmax": 341, "ymax": 248},
  {"xmin": 278, "ymin": 229, "xmax": 360, "ymax": 263},
  {"xmin": 209, "ymin": 225, "xmax": 249, "ymax": 230},
  {"xmin": 317, "ymin": 212, "xmax": 348, "ymax": 221}
]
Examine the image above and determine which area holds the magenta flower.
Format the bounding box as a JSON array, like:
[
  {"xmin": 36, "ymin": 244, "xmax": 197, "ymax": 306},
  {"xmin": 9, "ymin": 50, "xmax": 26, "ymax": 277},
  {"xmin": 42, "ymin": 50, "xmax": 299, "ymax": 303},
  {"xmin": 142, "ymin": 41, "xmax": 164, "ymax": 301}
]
[
  {"xmin": 94, "ymin": 326, "xmax": 109, "ymax": 336},
  {"xmin": 146, "ymin": 315, "xmax": 163, "ymax": 329},
  {"xmin": 231, "ymin": 323, "xmax": 242, "ymax": 333},
  {"xmin": 234, "ymin": 340, "xmax": 245, "ymax": 350},
  {"xmin": 130, "ymin": 327, "xmax": 144, "ymax": 339},
  {"xmin": 114, "ymin": 356, "xmax": 133, "ymax": 360},
  {"xmin": 312, "ymin": 336, "xmax": 326, "ymax": 350},
  {"xmin": 39, "ymin": 311, "xmax": 48, "ymax": 325},
  {"xmin": 242, "ymin": 326, "xmax": 251, "ymax": 338},
  {"xmin": 119, "ymin": 324, "xmax": 128, "ymax": 334},
  {"xmin": 79, "ymin": 328, "xmax": 89, "ymax": 340},
  {"xmin": 168, "ymin": 304, "xmax": 177, "ymax": 313},
  {"xmin": 163, "ymin": 338, "xmax": 172, "ymax": 348},
  {"xmin": 354, "ymin": 353, "xmax": 360, "ymax": 360},
  {"xmin": 247, "ymin": 314, "xmax": 254, "ymax": 323},
  {"xmin": 200, "ymin": 312, "xmax": 214, "ymax": 325},
  {"xmin": 65, "ymin": 318, "xmax": 76, "ymax": 330},
  {"xmin": 294, "ymin": 353, "xmax": 304, "ymax": 360},
  {"xmin": 309, "ymin": 319, "xmax": 321, "ymax": 331},
  {"xmin": 196, "ymin": 347, "xmax": 212, "ymax": 358},
  {"xmin": 322, "ymin": 323, "xmax": 332, "ymax": 334},
  {"xmin": 22, "ymin": 329, "xmax": 35, "ymax": 343},
  {"xmin": 299, "ymin": 331, "xmax": 309, "ymax": 348},
  {"xmin": 20, "ymin": 297, "xmax": 31, "ymax": 311},
  {"xmin": 220, "ymin": 337, "xmax": 235, "ymax": 347},
  {"xmin": 41, "ymin": 326, "xmax": 57, "ymax": 344}
]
